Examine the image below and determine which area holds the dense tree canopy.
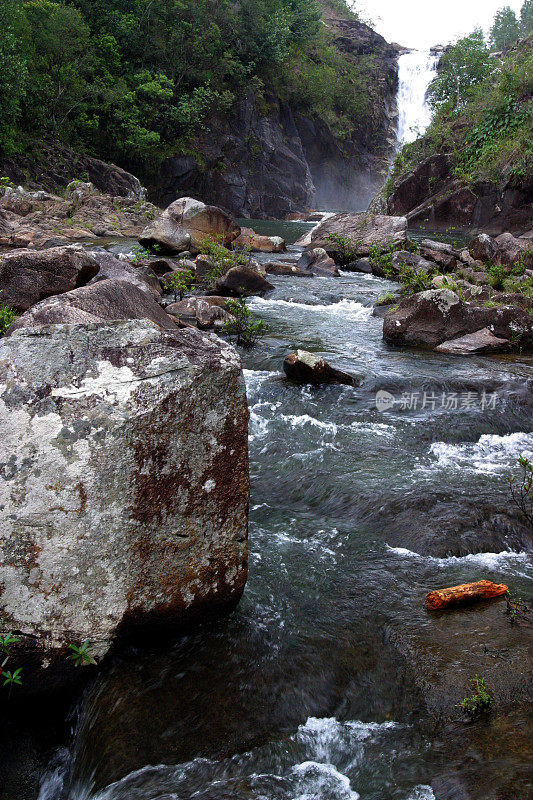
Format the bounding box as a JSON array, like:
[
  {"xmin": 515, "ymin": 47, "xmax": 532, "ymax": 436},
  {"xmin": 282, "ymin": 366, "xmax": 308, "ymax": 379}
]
[
  {"xmin": 427, "ymin": 30, "xmax": 493, "ymax": 112},
  {"xmin": 0, "ymin": 0, "xmax": 372, "ymax": 168},
  {"xmin": 490, "ymin": 6, "xmax": 521, "ymax": 50}
]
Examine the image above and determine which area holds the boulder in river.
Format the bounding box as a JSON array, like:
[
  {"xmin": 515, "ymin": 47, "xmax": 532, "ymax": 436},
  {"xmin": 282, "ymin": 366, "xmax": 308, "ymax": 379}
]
[
  {"xmin": 264, "ymin": 262, "xmax": 313, "ymax": 277},
  {"xmin": 283, "ymin": 350, "xmax": 356, "ymax": 386},
  {"xmin": 310, "ymin": 212, "xmax": 408, "ymax": 258},
  {"xmin": 425, "ymin": 580, "xmax": 508, "ymax": 610},
  {"xmin": 166, "ymin": 297, "xmax": 233, "ymax": 330},
  {"xmin": 233, "ymin": 228, "xmax": 286, "ymax": 253},
  {"xmin": 298, "ymin": 248, "xmax": 339, "ymax": 276},
  {"xmin": 0, "ymin": 320, "xmax": 249, "ymax": 685},
  {"xmin": 215, "ymin": 265, "xmax": 274, "ymax": 297},
  {"xmin": 0, "ymin": 246, "xmax": 100, "ymax": 311},
  {"xmin": 139, "ymin": 197, "xmax": 241, "ymax": 254},
  {"xmin": 383, "ymin": 288, "xmax": 533, "ymax": 350},
  {"xmin": 7, "ymin": 279, "xmax": 176, "ymax": 334}
]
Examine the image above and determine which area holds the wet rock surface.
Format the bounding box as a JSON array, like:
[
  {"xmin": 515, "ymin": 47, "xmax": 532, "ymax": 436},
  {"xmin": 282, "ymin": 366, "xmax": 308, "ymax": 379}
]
[
  {"xmin": 311, "ymin": 212, "xmax": 408, "ymax": 256},
  {"xmin": 283, "ymin": 350, "xmax": 357, "ymax": 386},
  {"xmin": 0, "ymin": 321, "xmax": 249, "ymax": 685}
]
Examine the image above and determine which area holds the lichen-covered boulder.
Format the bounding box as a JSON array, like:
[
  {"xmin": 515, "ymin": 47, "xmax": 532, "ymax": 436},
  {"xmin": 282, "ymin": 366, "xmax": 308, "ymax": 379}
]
[
  {"xmin": 283, "ymin": 350, "xmax": 356, "ymax": 386},
  {"xmin": 0, "ymin": 321, "xmax": 249, "ymax": 681},
  {"xmin": 139, "ymin": 197, "xmax": 241, "ymax": 254},
  {"xmin": 383, "ymin": 289, "xmax": 533, "ymax": 350}
]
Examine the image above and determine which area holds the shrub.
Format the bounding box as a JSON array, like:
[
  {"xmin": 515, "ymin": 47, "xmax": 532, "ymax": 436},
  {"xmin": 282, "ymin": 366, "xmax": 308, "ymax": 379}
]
[
  {"xmin": 508, "ymin": 455, "xmax": 533, "ymax": 527},
  {"xmin": 0, "ymin": 299, "xmax": 17, "ymax": 336},
  {"xmin": 223, "ymin": 295, "xmax": 265, "ymax": 348},
  {"xmin": 324, "ymin": 232, "xmax": 359, "ymax": 264},
  {"xmin": 1, "ymin": 630, "xmax": 22, "ymax": 691},
  {"xmin": 164, "ymin": 269, "xmax": 195, "ymax": 301},
  {"xmin": 398, "ymin": 264, "xmax": 435, "ymax": 296},
  {"xmin": 459, "ymin": 676, "xmax": 493, "ymax": 719},
  {"xmin": 198, "ymin": 238, "xmax": 254, "ymax": 288}
]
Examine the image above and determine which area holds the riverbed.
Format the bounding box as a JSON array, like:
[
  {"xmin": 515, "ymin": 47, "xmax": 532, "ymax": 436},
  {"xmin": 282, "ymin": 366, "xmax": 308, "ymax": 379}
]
[{"xmin": 37, "ymin": 224, "xmax": 533, "ymax": 800}]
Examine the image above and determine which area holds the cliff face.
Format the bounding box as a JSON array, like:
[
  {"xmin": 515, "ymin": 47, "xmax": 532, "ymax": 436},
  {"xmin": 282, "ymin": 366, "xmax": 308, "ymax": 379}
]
[{"xmin": 155, "ymin": 16, "xmax": 398, "ymax": 218}]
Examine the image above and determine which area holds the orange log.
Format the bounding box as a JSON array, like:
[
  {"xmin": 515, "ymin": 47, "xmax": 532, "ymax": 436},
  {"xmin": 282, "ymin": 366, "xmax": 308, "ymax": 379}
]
[{"xmin": 425, "ymin": 580, "xmax": 508, "ymax": 610}]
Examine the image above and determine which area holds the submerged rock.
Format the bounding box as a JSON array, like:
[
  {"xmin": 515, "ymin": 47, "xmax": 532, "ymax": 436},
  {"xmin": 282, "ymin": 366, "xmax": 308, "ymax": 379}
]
[
  {"xmin": 0, "ymin": 320, "xmax": 249, "ymax": 685},
  {"xmin": 0, "ymin": 246, "xmax": 100, "ymax": 311},
  {"xmin": 139, "ymin": 197, "xmax": 241, "ymax": 254},
  {"xmin": 264, "ymin": 261, "xmax": 312, "ymax": 277},
  {"xmin": 283, "ymin": 350, "xmax": 356, "ymax": 386}
]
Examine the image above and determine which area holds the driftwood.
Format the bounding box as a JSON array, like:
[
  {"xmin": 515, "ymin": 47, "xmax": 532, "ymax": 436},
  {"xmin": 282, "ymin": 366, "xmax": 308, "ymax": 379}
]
[{"xmin": 425, "ymin": 580, "xmax": 508, "ymax": 610}]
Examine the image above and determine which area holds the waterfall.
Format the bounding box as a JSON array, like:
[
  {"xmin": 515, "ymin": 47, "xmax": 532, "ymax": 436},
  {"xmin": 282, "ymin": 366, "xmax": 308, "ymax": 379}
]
[{"xmin": 396, "ymin": 50, "xmax": 439, "ymax": 146}]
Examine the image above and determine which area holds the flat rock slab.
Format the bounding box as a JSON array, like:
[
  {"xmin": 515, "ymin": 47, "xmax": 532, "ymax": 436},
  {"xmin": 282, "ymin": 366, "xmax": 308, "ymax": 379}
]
[
  {"xmin": 426, "ymin": 580, "xmax": 508, "ymax": 610},
  {"xmin": 310, "ymin": 212, "xmax": 407, "ymax": 256},
  {"xmin": 435, "ymin": 327, "xmax": 510, "ymax": 355}
]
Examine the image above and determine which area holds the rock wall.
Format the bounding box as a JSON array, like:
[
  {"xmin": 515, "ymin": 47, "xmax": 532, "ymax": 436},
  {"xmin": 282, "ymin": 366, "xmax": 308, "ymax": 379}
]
[
  {"xmin": 0, "ymin": 321, "xmax": 249, "ymax": 684},
  {"xmin": 155, "ymin": 18, "xmax": 398, "ymax": 218}
]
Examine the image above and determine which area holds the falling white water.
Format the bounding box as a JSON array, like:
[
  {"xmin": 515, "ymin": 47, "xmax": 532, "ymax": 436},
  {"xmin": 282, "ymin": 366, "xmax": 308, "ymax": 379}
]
[{"xmin": 396, "ymin": 50, "xmax": 439, "ymax": 145}]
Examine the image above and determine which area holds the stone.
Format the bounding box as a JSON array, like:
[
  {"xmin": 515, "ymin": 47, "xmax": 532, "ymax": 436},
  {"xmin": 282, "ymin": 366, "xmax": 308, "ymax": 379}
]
[
  {"xmin": 233, "ymin": 228, "xmax": 286, "ymax": 253},
  {"xmin": 0, "ymin": 246, "xmax": 100, "ymax": 312},
  {"xmin": 87, "ymin": 251, "xmax": 162, "ymax": 296},
  {"xmin": 468, "ymin": 233, "xmax": 498, "ymax": 263},
  {"xmin": 166, "ymin": 297, "xmax": 233, "ymax": 330},
  {"xmin": 495, "ymin": 232, "xmax": 533, "ymax": 270},
  {"xmin": 0, "ymin": 321, "xmax": 249, "ymax": 683},
  {"xmin": 418, "ymin": 244, "xmax": 457, "ymax": 271},
  {"xmin": 298, "ymin": 248, "xmax": 339, "ymax": 276},
  {"xmin": 386, "ymin": 250, "xmax": 434, "ymax": 278},
  {"xmin": 264, "ymin": 262, "xmax": 313, "ymax": 277},
  {"xmin": 215, "ymin": 265, "xmax": 274, "ymax": 297},
  {"xmin": 383, "ymin": 289, "xmax": 533, "ymax": 350},
  {"xmin": 426, "ymin": 580, "xmax": 508, "ymax": 610},
  {"xmin": 311, "ymin": 212, "xmax": 408, "ymax": 257},
  {"xmin": 7, "ymin": 279, "xmax": 176, "ymax": 334},
  {"xmin": 434, "ymin": 328, "xmax": 510, "ymax": 355},
  {"xmin": 283, "ymin": 350, "xmax": 356, "ymax": 386},
  {"xmin": 139, "ymin": 197, "xmax": 241, "ymax": 255},
  {"xmin": 344, "ymin": 258, "xmax": 373, "ymax": 274}
]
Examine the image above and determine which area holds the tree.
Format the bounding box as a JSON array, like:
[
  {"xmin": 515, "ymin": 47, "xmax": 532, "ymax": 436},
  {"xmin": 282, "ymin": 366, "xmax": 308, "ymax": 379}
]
[
  {"xmin": 0, "ymin": 0, "xmax": 28, "ymax": 153},
  {"xmin": 427, "ymin": 30, "xmax": 493, "ymax": 113},
  {"xmin": 490, "ymin": 6, "xmax": 520, "ymax": 50},
  {"xmin": 521, "ymin": 0, "xmax": 533, "ymax": 33}
]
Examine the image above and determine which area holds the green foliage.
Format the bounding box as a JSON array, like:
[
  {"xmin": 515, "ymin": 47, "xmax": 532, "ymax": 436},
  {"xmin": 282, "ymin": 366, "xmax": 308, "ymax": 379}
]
[
  {"xmin": 0, "ymin": 630, "xmax": 22, "ymax": 691},
  {"xmin": 164, "ymin": 269, "xmax": 195, "ymax": 301},
  {"xmin": 522, "ymin": 0, "xmax": 533, "ymax": 33},
  {"xmin": 397, "ymin": 264, "xmax": 435, "ymax": 296},
  {"xmin": 427, "ymin": 30, "xmax": 493, "ymax": 113},
  {"xmin": 0, "ymin": 300, "xmax": 18, "ymax": 336},
  {"xmin": 490, "ymin": 6, "xmax": 520, "ymax": 50},
  {"xmin": 509, "ymin": 455, "xmax": 533, "ymax": 527},
  {"xmin": 487, "ymin": 262, "xmax": 509, "ymax": 289},
  {"xmin": 198, "ymin": 237, "xmax": 254, "ymax": 288},
  {"xmin": 0, "ymin": 0, "xmax": 28, "ymax": 153},
  {"xmin": 459, "ymin": 676, "xmax": 494, "ymax": 719},
  {"xmin": 69, "ymin": 640, "xmax": 96, "ymax": 667},
  {"xmin": 223, "ymin": 296, "xmax": 265, "ymax": 348},
  {"xmin": 324, "ymin": 232, "xmax": 359, "ymax": 263},
  {"xmin": 505, "ymin": 589, "xmax": 529, "ymax": 625}
]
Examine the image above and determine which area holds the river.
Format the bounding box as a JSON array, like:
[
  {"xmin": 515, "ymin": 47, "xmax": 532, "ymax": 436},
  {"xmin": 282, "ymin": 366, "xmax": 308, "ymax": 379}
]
[{"xmin": 36, "ymin": 227, "xmax": 533, "ymax": 800}]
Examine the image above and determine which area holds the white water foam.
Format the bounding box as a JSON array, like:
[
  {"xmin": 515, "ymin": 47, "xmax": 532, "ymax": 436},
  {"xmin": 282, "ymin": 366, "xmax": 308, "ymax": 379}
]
[
  {"xmin": 248, "ymin": 297, "xmax": 373, "ymax": 321},
  {"xmin": 386, "ymin": 545, "xmax": 531, "ymax": 571},
  {"xmin": 427, "ymin": 432, "xmax": 533, "ymax": 475}
]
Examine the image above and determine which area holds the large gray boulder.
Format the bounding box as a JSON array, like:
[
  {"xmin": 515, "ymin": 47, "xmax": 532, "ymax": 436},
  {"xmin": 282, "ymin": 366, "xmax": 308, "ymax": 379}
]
[
  {"xmin": 7, "ymin": 279, "xmax": 176, "ymax": 334},
  {"xmin": 87, "ymin": 251, "xmax": 162, "ymax": 296},
  {"xmin": 495, "ymin": 232, "xmax": 533, "ymax": 270},
  {"xmin": 139, "ymin": 197, "xmax": 241, "ymax": 254},
  {"xmin": 215, "ymin": 265, "xmax": 274, "ymax": 297},
  {"xmin": 298, "ymin": 248, "xmax": 339, "ymax": 276},
  {"xmin": 0, "ymin": 321, "xmax": 249, "ymax": 682},
  {"xmin": 310, "ymin": 212, "xmax": 408, "ymax": 258},
  {"xmin": 0, "ymin": 246, "xmax": 100, "ymax": 311},
  {"xmin": 434, "ymin": 328, "xmax": 510, "ymax": 355},
  {"xmin": 383, "ymin": 289, "xmax": 533, "ymax": 350}
]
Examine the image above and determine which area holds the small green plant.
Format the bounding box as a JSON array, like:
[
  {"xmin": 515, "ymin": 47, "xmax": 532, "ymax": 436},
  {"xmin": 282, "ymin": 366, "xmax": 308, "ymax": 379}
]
[
  {"xmin": 0, "ymin": 630, "xmax": 21, "ymax": 692},
  {"xmin": 164, "ymin": 269, "xmax": 195, "ymax": 301},
  {"xmin": 0, "ymin": 176, "xmax": 13, "ymax": 189},
  {"xmin": 198, "ymin": 237, "xmax": 254, "ymax": 288},
  {"xmin": 0, "ymin": 299, "xmax": 18, "ymax": 337},
  {"xmin": 487, "ymin": 262, "xmax": 508, "ymax": 290},
  {"xmin": 130, "ymin": 245, "xmax": 152, "ymax": 264},
  {"xmin": 324, "ymin": 232, "xmax": 359, "ymax": 264},
  {"xmin": 397, "ymin": 264, "xmax": 435, "ymax": 296},
  {"xmin": 505, "ymin": 589, "xmax": 529, "ymax": 625},
  {"xmin": 375, "ymin": 291, "xmax": 395, "ymax": 306},
  {"xmin": 508, "ymin": 455, "xmax": 533, "ymax": 527},
  {"xmin": 459, "ymin": 675, "xmax": 494, "ymax": 719},
  {"xmin": 223, "ymin": 295, "xmax": 265, "ymax": 348},
  {"xmin": 69, "ymin": 640, "xmax": 97, "ymax": 667}
]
